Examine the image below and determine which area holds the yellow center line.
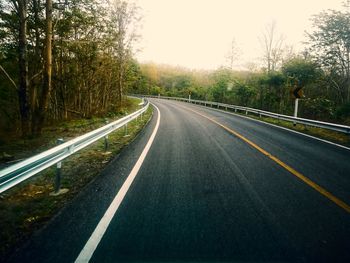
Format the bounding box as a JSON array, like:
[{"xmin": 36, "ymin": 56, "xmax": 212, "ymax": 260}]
[{"xmin": 183, "ymin": 104, "xmax": 350, "ymax": 213}]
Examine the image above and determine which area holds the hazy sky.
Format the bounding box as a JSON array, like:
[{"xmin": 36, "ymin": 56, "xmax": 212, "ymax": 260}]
[{"xmin": 135, "ymin": 0, "xmax": 345, "ymax": 70}]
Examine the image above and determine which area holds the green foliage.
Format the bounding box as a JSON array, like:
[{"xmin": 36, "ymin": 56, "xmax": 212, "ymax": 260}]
[
  {"xmin": 282, "ymin": 58, "xmax": 319, "ymax": 87},
  {"xmin": 302, "ymin": 98, "xmax": 335, "ymax": 120},
  {"xmin": 235, "ymin": 83, "xmax": 256, "ymax": 106},
  {"xmin": 0, "ymin": 0, "xmax": 143, "ymax": 137},
  {"xmin": 307, "ymin": 9, "xmax": 350, "ymax": 102},
  {"xmin": 209, "ymin": 68, "xmax": 236, "ymax": 102},
  {"xmin": 128, "ymin": 5, "xmax": 350, "ymax": 125},
  {"xmin": 335, "ymin": 102, "xmax": 350, "ymax": 122},
  {"xmin": 150, "ymin": 86, "xmax": 164, "ymax": 95}
]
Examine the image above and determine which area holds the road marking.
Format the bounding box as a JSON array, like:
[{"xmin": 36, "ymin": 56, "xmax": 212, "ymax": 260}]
[
  {"xmin": 182, "ymin": 105, "xmax": 350, "ymax": 214},
  {"xmin": 75, "ymin": 104, "xmax": 161, "ymax": 263},
  {"xmin": 205, "ymin": 104, "xmax": 350, "ymax": 152},
  {"xmin": 166, "ymin": 99, "xmax": 350, "ymax": 152}
]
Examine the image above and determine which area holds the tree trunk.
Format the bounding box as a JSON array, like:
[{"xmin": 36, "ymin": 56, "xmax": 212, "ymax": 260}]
[
  {"xmin": 33, "ymin": 0, "xmax": 52, "ymax": 135},
  {"xmin": 29, "ymin": 0, "xmax": 42, "ymax": 116},
  {"xmin": 118, "ymin": 70, "xmax": 123, "ymax": 106},
  {"xmin": 17, "ymin": 0, "xmax": 30, "ymax": 136}
]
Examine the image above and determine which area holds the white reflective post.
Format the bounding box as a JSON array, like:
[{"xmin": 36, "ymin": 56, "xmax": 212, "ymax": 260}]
[{"xmin": 293, "ymin": 98, "xmax": 299, "ymax": 126}]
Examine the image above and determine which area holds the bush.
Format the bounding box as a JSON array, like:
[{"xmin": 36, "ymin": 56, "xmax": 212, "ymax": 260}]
[
  {"xmin": 302, "ymin": 98, "xmax": 335, "ymax": 120},
  {"xmin": 335, "ymin": 103, "xmax": 350, "ymax": 124}
]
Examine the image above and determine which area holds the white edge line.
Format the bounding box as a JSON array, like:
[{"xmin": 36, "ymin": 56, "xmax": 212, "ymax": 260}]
[
  {"xmin": 169, "ymin": 100, "xmax": 350, "ymax": 152},
  {"xmin": 75, "ymin": 104, "xmax": 160, "ymax": 263}
]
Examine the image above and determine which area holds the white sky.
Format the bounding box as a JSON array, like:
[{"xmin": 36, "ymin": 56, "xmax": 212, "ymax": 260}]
[{"xmin": 135, "ymin": 0, "xmax": 345, "ymax": 70}]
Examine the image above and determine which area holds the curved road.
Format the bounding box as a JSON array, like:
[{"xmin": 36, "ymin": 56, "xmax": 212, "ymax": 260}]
[{"xmin": 6, "ymin": 98, "xmax": 350, "ymax": 263}]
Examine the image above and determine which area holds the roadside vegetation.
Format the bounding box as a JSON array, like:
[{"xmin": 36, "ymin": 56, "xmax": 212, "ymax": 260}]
[
  {"xmin": 130, "ymin": 4, "xmax": 350, "ymax": 127},
  {"xmin": 231, "ymin": 109, "xmax": 350, "ymax": 147},
  {"xmin": 0, "ymin": 0, "xmax": 145, "ymax": 139},
  {"xmin": 0, "ymin": 0, "xmax": 152, "ymax": 259},
  {"xmin": 0, "ymin": 97, "xmax": 153, "ymax": 259}
]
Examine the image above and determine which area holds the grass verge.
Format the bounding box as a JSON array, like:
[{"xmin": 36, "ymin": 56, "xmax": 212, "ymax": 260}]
[
  {"xmin": 225, "ymin": 108, "xmax": 350, "ymax": 147},
  {"xmin": 0, "ymin": 98, "xmax": 153, "ymax": 259}
]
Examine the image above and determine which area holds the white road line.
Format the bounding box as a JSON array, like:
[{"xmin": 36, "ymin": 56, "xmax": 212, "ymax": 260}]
[{"xmin": 75, "ymin": 104, "xmax": 160, "ymax": 263}]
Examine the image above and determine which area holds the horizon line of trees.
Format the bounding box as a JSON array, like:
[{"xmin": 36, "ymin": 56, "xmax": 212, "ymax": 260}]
[
  {"xmin": 131, "ymin": 5, "xmax": 350, "ymax": 125},
  {"xmin": 133, "ymin": 55, "xmax": 349, "ymax": 124}
]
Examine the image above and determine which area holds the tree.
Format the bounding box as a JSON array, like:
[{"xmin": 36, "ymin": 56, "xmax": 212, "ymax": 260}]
[
  {"xmin": 210, "ymin": 68, "xmax": 236, "ymax": 103},
  {"xmin": 235, "ymin": 82, "xmax": 255, "ymax": 106},
  {"xmin": 32, "ymin": 0, "xmax": 52, "ymax": 135},
  {"xmin": 0, "ymin": 0, "xmax": 143, "ymax": 137},
  {"xmin": 2, "ymin": 0, "xmax": 32, "ymax": 136},
  {"xmin": 225, "ymin": 38, "xmax": 240, "ymax": 70},
  {"xmin": 282, "ymin": 57, "xmax": 319, "ymax": 87},
  {"xmin": 108, "ymin": 0, "xmax": 140, "ymax": 106},
  {"xmin": 307, "ymin": 9, "xmax": 350, "ymax": 102},
  {"xmin": 260, "ymin": 21, "xmax": 285, "ymax": 73}
]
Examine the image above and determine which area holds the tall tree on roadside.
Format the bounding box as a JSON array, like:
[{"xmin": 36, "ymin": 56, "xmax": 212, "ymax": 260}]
[
  {"xmin": 8, "ymin": 0, "xmax": 30, "ymax": 136},
  {"xmin": 260, "ymin": 21, "xmax": 285, "ymax": 73},
  {"xmin": 32, "ymin": 0, "xmax": 52, "ymax": 135},
  {"xmin": 109, "ymin": 0, "xmax": 140, "ymax": 106},
  {"xmin": 225, "ymin": 38, "xmax": 240, "ymax": 70},
  {"xmin": 307, "ymin": 8, "xmax": 350, "ymax": 103}
]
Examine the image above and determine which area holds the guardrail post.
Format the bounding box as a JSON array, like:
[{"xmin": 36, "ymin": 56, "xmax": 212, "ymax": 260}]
[
  {"xmin": 124, "ymin": 123, "xmax": 130, "ymax": 137},
  {"xmin": 104, "ymin": 120, "xmax": 109, "ymax": 151},
  {"xmin": 55, "ymin": 138, "xmax": 64, "ymax": 194},
  {"xmin": 245, "ymin": 110, "xmax": 248, "ymax": 115},
  {"xmin": 51, "ymin": 138, "xmax": 68, "ymax": 196}
]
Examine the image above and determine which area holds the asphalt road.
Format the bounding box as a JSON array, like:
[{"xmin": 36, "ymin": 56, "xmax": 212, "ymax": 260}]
[{"xmin": 6, "ymin": 98, "xmax": 350, "ymax": 263}]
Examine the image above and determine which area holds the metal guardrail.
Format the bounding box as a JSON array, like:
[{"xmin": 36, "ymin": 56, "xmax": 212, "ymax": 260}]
[
  {"xmin": 0, "ymin": 99, "xmax": 149, "ymax": 194},
  {"xmin": 146, "ymin": 95, "xmax": 350, "ymax": 134}
]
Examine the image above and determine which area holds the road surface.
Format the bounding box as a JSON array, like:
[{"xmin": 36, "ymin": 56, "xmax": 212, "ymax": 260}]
[{"xmin": 6, "ymin": 98, "xmax": 350, "ymax": 263}]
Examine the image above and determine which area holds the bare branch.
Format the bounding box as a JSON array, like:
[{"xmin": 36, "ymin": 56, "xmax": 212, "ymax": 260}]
[{"xmin": 0, "ymin": 64, "xmax": 18, "ymax": 91}]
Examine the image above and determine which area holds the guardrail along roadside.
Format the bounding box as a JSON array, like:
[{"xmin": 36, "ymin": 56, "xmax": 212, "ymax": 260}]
[
  {"xmin": 145, "ymin": 95, "xmax": 350, "ymax": 135},
  {"xmin": 0, "ymin": 99, "xmax": 149, "ymax": 195}
]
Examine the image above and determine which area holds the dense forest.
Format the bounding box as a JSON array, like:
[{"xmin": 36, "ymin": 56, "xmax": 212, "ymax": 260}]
[
  {"xmin": 0, "ymin": 0, "xmax": 144, "ymax": 138},
  {"xmin": 1, "ymin": 1, "xmax": 350, "ymax": 141}
]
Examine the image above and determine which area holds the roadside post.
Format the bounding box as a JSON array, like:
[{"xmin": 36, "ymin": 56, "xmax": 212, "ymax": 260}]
[
  {"xmin": 104, "ymin": 120, "xmax": 109, "ymax": 151},
  {"xmin": 137, "ymin": 98, "xmax": 145, "ymax": 123},
  {"xmin": 291, "ymin": 83, "xmax": 303, "ymax": 126},
  {"xmin": 293, "ymin": 98, "xmax": 299, "ymax": 126},
  {"xmin": 124, "ymin": 113, "xmax": 130, "ymax": 137},
  {"xmin": 51, "ymin": 138, "xmax": 69, "ymax": 196},
  {"xmin": 124, "ymin": 123, "xmax": 128, "ymax": 136}
]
